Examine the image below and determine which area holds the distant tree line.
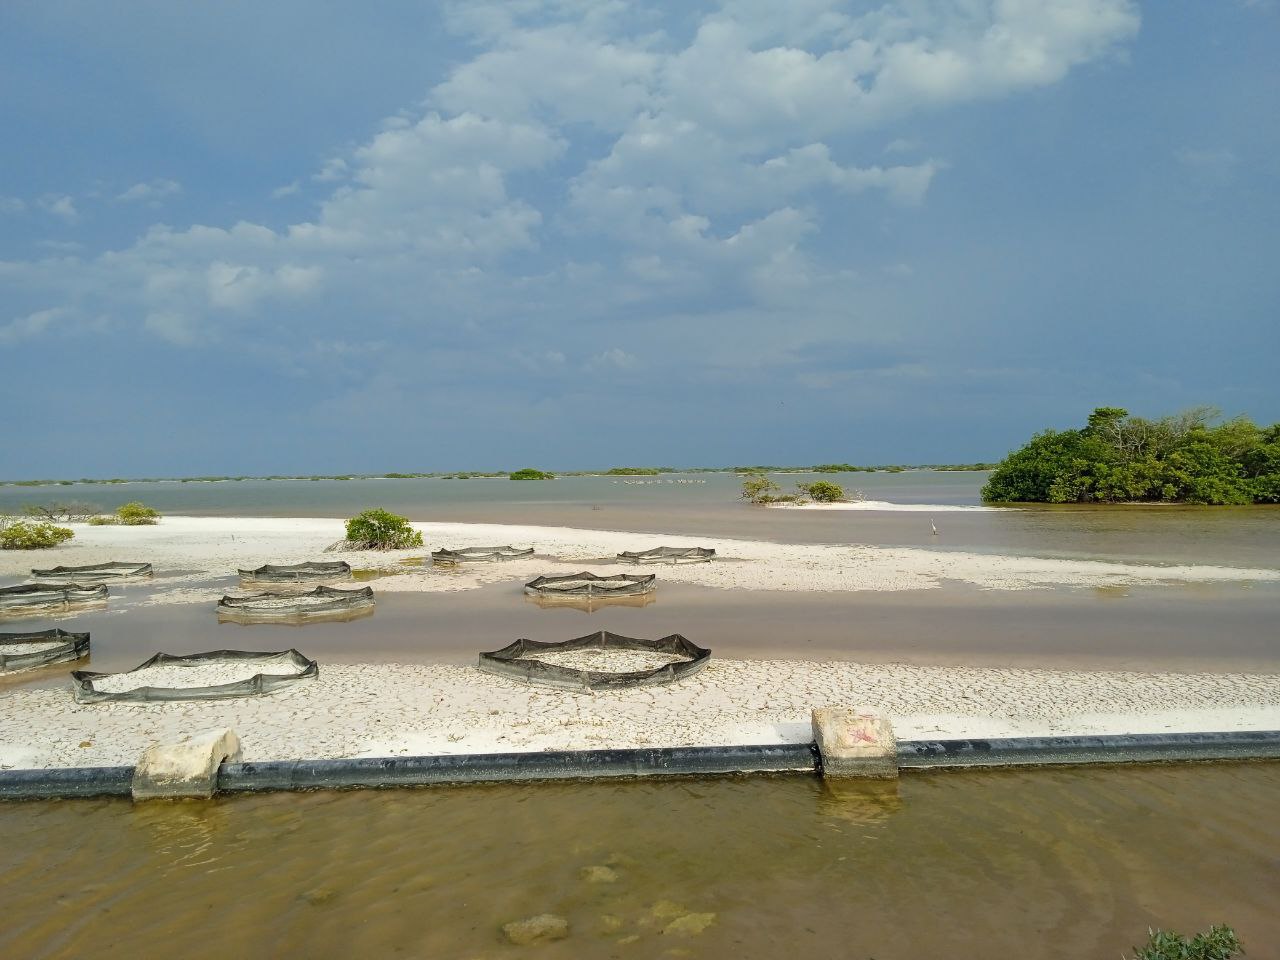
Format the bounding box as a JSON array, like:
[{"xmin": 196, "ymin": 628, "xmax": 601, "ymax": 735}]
[{"xmin": 982, "ymin": 407, "xmax": 1280, "ymax": 505}]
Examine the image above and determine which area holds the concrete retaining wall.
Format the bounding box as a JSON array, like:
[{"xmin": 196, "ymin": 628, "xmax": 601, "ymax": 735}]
[{"xmin": 0, "ymin": 731, "xmax": 1277, "ymax": 801}]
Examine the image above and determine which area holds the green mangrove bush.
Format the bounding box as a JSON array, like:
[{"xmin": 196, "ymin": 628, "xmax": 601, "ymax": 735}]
[
  {"xmin": 116, "ymin": 501, "xmax": 161, "ymax": 525},
  {"xmin": 509, "ymin": 468, "xmax": 554, "ymax": 480},
  {"xmin": 0, "ymin": 519, "xmax": 75, "ymax": 550},
  {"xmin": 984, "ymin": 406, "xmax": 1280, "ymax": 504},
  {"xmin": 344, "ymin": 509, "xmax": 423, "ymax": 550},
  {"xmin": 797, "ymin": 480, "xmax": 846, "ymax": 502}
]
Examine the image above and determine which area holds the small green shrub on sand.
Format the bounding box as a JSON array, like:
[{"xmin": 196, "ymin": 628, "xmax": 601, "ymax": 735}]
[
  {"xmin": 0, "ymin": 520, "xmax": 75, "ymax": 549},
  {"xmin": 510, "ymin": 468, "xmax": 554, "ymax": 480},
  {"xmin": 741, "ymin": 474, "xmax": 781, "ymax": 504},
  {"xmin": 87, "ymin": 515, "xmax": 121, "ymax": 526},
  {"xmin": 798, "ymin": 480, "xmax": 845, "ymax": 502},
  {"xmin": 116, "ymin": 502, "xmax": 160, "ymax": 525},
  {"xmin": 1130, "ymin": 924, "xmax": 1241, "ymax": 960},
  {"xmin": 344, "ymin": 509, "xmax": 423, "ymax": 550}
]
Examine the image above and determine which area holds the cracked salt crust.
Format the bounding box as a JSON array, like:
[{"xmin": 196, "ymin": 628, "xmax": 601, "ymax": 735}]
[{"xmin": 1, "ymin": 659, "xmax": 1278, "ymax": 770}]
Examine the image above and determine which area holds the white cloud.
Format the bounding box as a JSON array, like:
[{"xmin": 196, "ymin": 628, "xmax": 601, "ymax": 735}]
[
  {"xmin": 116, "ymin": 179, "xmax": 183, "ymax": 203},
  {"xmin": 0, "ymin": 307, "xmax": 65, "ymax": 343},
  {"xmin": 312, "ymin": 157, "xmax": 350, "ymax": 182},
  {"xmin": 0, "ymin": 0, "xmax": 1140, "ymax": 358},
  {"xmin": 0, "ymin": 196, "xmax": 26, "ymax": 214},
  {"xmin": 38, "ymin": 195, "xmax": 78, "ymax": 222},
  {"xmin": 585, "ymin": 347, "xmax": 638, "ymax": 372}
]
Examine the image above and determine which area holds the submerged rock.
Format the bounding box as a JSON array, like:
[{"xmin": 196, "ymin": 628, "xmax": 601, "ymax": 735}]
[
  {"xmin": 662, "ymin": 913, "xmax": 716, "ymax": 937},
  {"xmin": 597, "ymin": 914, "xmax": 625, "ymax": 934},
  {"xmin": 502, "ymin": 914, "xmax": 569, "ymax": 945},
  {"xmin": 299, "ymin": 886, "xmax": 337, "ymax": 906},
  {"xmin": 581, "ymin": 865, "xmax": 619, "ymax": 884},
  {"xmin": 648, "ymin": 900, "xmax": 686, "ymax": 920}
]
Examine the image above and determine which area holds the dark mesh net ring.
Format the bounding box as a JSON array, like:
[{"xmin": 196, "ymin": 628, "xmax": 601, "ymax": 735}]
[
  {"xmin": 524, "ymin": 572, "xmax": 656, "ymax": 600},
  {"xmin": 217, "ymin": 585, "xmax": 374, "ymax": 621},
  {"xmin": 0, "ymin": 583, "xmax": 108, "ymax": 613},
  {"xmin": 431, "ymin": 546, "xmax": 534, "ymax": 564},
  {"xmin": 616, "ymin": 546, "xmax": 716, "ymax": 564},
  {"xmin": 479, "ymin": 630, "xmax": 710, "ymax": 690},
  {"xmin": 30, "ymin": 561, "xmax": 152, "ymax": 582},
  {"xmin": 0, "ymin": 629, "xmax": 90, "ymax": 672},
  {"xmin": 238, "ymin": 561, "xmax": 352, "ymax": 584},
  {"xmin": 72, "ymin": 648, "xmax": 318, "ymax": 703}
]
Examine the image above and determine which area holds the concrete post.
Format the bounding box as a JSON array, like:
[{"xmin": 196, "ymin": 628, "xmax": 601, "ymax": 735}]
[
  {"xmin": 132, "ymin": 728, "xmax": 242, "ymax": 800},
  {"xmin": 812, "ymin": 707, "xmax": 897, "ymax": 779}
]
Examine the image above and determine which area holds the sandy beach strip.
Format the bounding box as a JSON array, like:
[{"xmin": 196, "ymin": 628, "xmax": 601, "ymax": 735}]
[
  {"xmin": 0, "ymin": 517, "xmax": 1276, "ymax": 605},
  {"xmin": 0, "ymin": 658, "xmax": 1277, "ymax": 769}
]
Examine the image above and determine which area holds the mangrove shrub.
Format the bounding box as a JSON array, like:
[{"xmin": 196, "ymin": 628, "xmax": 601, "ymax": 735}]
[
  {"xmin": 0, "ymin": 520, "xmax": 75, "ymax": 549},
  {"xmin": 983, "ymin": 407, "xmax": 1280, "ymax": 505},
  {"xmin": 116, "ymin": 501, "xmax": 161, "ymax": 525},
  {"xmin": 344, "ymin": 509, "xmax": 423, "ymax": 550},
  {"xmin": 797, "ymin": 480, "xmax": 845, "ymax": 502}
]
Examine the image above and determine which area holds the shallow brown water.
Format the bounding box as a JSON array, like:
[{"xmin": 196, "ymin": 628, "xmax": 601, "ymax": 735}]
[
  {"xmin": 2, "ymin": 574, "xmax": 1279, "ymax": 690},
  {"xmin": 0, "ymin": 764, "xmax": 1276, "ymax": 959}
]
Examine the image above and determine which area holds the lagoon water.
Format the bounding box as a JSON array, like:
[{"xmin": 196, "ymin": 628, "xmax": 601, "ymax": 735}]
[
  {"xmin": 3, "ymin": 471, "xmax": 1279, "ymax": 568},
  {"xmin": 0, "ymin": 764, "xmax": 1277, "ymax": 959}
]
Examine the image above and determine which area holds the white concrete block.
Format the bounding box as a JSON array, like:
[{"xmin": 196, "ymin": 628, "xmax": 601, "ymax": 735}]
[
  {"xmin": 812, "ymin": 707, "xmax": 897, "ymax": 779},
  {"xmin": 131, "ymin": 727, "xmax": 242, "ymax": 800}
]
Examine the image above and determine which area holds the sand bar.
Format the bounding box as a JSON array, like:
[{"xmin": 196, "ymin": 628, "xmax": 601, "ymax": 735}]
[{"xmin": 1, "ymin": 517, "xmax": 1276, "ymax": 606}]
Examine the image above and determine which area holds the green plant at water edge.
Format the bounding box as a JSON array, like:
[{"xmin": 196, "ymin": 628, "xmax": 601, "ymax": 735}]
[
  {"xmin": 1129, "ymin": 923, "xmax": 1241, "ymax": 960},
  {"xmin": 0, "ymin": 519, "xmax": 75, "ymax": 549},
  {"xmin": 344, "ymin": 509, "xmax": 423, "ymax": 550},
  {"xmin": 87, "ymin": 514, "xmax": 121, "ymax": 525},
  {"xmin": 741, "ymin": 474, "xmax": 781, "ymax": 504},
  {"xmin": 116, "ymin": 501, "xmax": 160, "ymax": 525},
  {"xmin": 983, "ymin": 406, "xmax": 1280, "ymax": 504},
  {"xmin": 797, "ymin": 480, "xmax": 845, "ymax": 502},
  {"xmin": 509, "ymin": 468, "xmax": 554, "ymax": 480}
]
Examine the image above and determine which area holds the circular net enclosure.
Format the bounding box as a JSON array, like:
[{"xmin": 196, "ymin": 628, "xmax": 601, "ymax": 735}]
[
  {"xmin": 30, "ymin": 561, "xmax": 152, "ymax": 583},
  {"xmin": 217, "ymin": 585, "xmax": 374, "ymax": 622},
  {"xmin": 0, "ymin": 583, "xmax": 108, "ymax": 614},
  {"xmin": 479, "ymin": 630, "xmax": 710, "ymax": 691},
  {"xmin": 616, "ymin": 546, "xmax": 715, "ymax": 564},
  {"xmin": 0, "ymin": 629, "xmax": 90, "ymax": 673},
  {"xmin": 238, "ymin": 561, "xmax": 352, "ymax": 585},
  {"xmin": 524, "ymin": 572, "xmax": 656, "ymax": 601},
  {"xmin": 431, "ymin": 546, "xmax": 534, "ymax": 564},
  {"xmin": 71, "ymin": 648, "xmax": 318, "ymax": 703}
]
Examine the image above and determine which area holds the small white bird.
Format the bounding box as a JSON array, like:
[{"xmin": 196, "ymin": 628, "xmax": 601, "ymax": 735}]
[{"xmin": 930, "ymin": 519, "xmax": 938, "ymax": 536}]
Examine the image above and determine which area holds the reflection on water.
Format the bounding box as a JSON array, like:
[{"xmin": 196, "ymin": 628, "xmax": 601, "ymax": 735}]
[
  {"xmin": 526, "ymin": 592, "xmax": 659, "ymax": 613},
  {"xmin": 216, "ymin": 606, "xmax": 375, "ymax": 627},
  {"xmin": 0, "ymin": 763, "xmax": 1277, "ymax": 958}
]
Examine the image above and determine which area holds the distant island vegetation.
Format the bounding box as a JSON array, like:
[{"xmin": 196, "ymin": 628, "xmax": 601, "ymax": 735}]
[
  {"xmin": 983, "ymin": 407, "xmax": 1280, "ymax": 505},
  {"xmin": 1, "ymin": 463, "xmax": 998, "ymax": 487}
]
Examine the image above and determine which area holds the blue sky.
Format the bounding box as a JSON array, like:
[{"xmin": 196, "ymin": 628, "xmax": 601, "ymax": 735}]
[{"xmin": 2, "ymin": 1, "xmax": 1277, "ymax": 477}]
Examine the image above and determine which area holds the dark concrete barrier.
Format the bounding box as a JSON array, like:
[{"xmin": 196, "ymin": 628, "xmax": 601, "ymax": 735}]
[
  {"xmin": 218, "ymin": 743, "xmax": 818, "ymax": 793},
  {"xmin": 1, "ymin": 731, "xmax": 1278, "ymax": 801},
  {"xmin": 897, "ymin": 730, "xmax": 1280, "ymax": 768}
]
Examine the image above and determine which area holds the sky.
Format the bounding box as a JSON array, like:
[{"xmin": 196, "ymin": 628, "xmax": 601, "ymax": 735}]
[{"xmin": 1, "ymin": 0, "xmax": 1277, "ymax": 478}]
